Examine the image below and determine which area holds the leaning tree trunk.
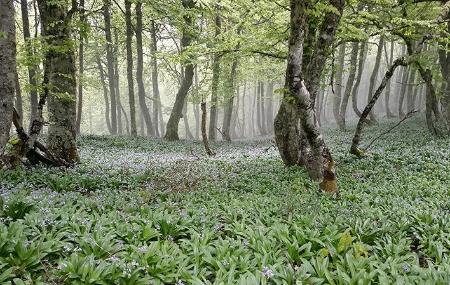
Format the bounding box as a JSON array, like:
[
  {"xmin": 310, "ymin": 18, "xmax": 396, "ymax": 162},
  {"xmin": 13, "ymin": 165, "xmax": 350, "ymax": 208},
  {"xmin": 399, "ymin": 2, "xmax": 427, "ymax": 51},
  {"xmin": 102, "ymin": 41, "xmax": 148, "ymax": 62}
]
[
  {"xmin": 350, "ymin": 57, "xmax": 407, "ymax": 156},
  {"xmin": 367, "ymin": 36, "xmax": 385, "ymax": 123},
  {"xmin": 125, "ymin": 0, "xmax": 137, "ymax": 136},
  {"xmin": 333, "ymin": 43, "xmax": 346, "ymax": 129},
  {"xmin": 76, "ymin": 0, "xmax": 85, "ymax": 134},
  {"xmin": 37, "ymin": 0, "xmax": 79, "ymax": 163},
  {"xmin": 352, "ymin": 42, "xmax": 367, "ymax": 117},
  {"xmin": 164, "ymin": 0, "xmax": 195, "ymax": 141},
  {"xmin": 20, "ymin": 0, "xmax": 39, "ymax": 132},
  {"xmin": 208, "ymin": 11, "xmax": 221, "ymax": 141},
  {"xmin": 136, "ymin": 2, "xmax": 154, "ymax": 137},
  {"xmin": 103, "ymin": 0, "xmax": 118, "ymax": 134},
  {"xmin": 0, "ymin": 0, "xmax": 16, "ymax": 156},
  {"xmin": 338, "ymin": 42, "xmax": 358, "ymax": 130}
]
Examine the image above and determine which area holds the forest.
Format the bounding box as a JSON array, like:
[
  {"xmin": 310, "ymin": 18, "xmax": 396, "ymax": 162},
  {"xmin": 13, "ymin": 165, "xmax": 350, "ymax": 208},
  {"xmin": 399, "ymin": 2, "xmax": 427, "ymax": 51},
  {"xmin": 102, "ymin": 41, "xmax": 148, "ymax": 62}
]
[{"xmin": 0, "ymin": 0, "xmax": 449, "ymax": 283}]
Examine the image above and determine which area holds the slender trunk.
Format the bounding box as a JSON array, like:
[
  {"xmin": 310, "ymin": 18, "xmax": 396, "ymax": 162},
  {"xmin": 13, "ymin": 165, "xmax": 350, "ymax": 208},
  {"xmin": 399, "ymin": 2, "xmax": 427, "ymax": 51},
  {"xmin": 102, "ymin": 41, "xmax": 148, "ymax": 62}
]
[
  {"xmin": 113, "ymin": 29, "xmax": 122, "ymax": 134},
  {"xmin": 352, "ymin": 42, "xmax": 367, "ymax": 117},
  {"xmin": 193, "ymin": 66, "xmax": 200, "ymax": 139},
  {"xmin": 350, "ymin": 57, "xmax": 407, "ymax": 156},
  {"xmin": 231, "ymin": 85, "xmax": 240, "ymax": 138},
  {"xmin": 260, "ymin": 81, "xmax": 267, "ymax": 134},
  {"xmin": 37, "ymin": 0, "xmax": 79, "ymax": 162},
  {"xmin": 201, "ymin": 102, "xmax": 214, "ymax": 156},
  {"xmin": 256, "ymin": 82, "xmax": 262, "ymax": 135},
  {"xmin": 242, "ymin": 82, "xmax": 246, "ymax": 138},
  {"xmin": 222, "ymin": 60, "xmax": 238, "ymax": 141},
  {"xmin": 209, "ymin": 11, "xmax": 221, "ymax": 141},
  {"xmin": 398, "ymin": 66, "xmax": 410, "ymax": 118},
  {"xmin": 15, "ymin": 68, "xmax": 24, "ymax": 126},
  {"xmin": 150, "ymin": 21, "xmax": 162, "ymax": 137},
  {"xmin": 136, "ymin": 2, "xmax": 154, "ymax": 136},
  {"xmin": 0, "ymin": 0, "xmax": 16, "ymax": 155},
  {"xmin": 183, "ymin": 100, "xmax": 194, "ymax": 139},
  {"xmin": 96, "ymin": 55, "xmax": 112, "ymax": 133},
  {"xmin": 367, "ymin": 36, "xmax": 385, "ymax": 122},
  {"xmin": 103, "ymin": 0, "xmax": 117, "ymax": 134},
  {"xmin": 339, "ymin": 42, "xmax": 358, "ymax": 130},
  {"xmin": 266, "ymin": 82, "xmax": 274, "ymax": 133},
  {"xmin": 125, "ymin": 0, "xmax": 137, "ymax": 136},
  {"xmin": 333, "ymin": 43, "xmax": 346, "ymax": 128},
  {"xmin": 164, "ymin": 0, "xmax": 195, "ymax": 141},
  {"xmin": 406, "ymin": 68, "xmax": 417, "ymax": 113},
  {"xmin": 20, "ymin": 0, "xmax": 39, "ymax": 132},
  {"xmin": 119, "ymin": 99, "xmax": 130, "ymax": 135},
  {"xmin": 76, "ymin": 0, "xmax": 85, "ymax": 134},
  {"xmin": 438, "ymin": 9, "xmax": 450, "ymax": 131},
  {"xmin": 385, "ymin": 40, "xmax": 395, "ymax": 118}
]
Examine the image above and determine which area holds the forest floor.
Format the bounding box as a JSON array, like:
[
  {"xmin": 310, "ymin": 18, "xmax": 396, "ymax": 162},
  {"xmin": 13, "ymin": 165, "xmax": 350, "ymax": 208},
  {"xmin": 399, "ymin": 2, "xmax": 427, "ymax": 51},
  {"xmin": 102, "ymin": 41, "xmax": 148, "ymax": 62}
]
[{"xmin": 0, "ymin": 118, "xmax": 449, "ymax": 284}]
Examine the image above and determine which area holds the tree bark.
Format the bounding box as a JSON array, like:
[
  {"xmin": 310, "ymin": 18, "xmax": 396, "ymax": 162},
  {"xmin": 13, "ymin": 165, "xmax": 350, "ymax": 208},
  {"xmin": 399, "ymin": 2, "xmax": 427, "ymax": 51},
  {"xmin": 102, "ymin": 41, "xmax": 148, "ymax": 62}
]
[
  {"xmin": 76, "ymin": 0, "xmax": 85, "ymax": 134},
  {"xmin": 352, "ymin": 42, "xmax": 367, "ymax": 117},
  {"xmin": 150, "ymin": 21, "xmax": 162, "ymax": 137},
  {"xmin": 96, "ymin": 55, "xmax": 112, "ymax": 133},
  {"xmin": 201, "ymin": 102, "xmax": 214, "ymax": 156},
  {"xmin": 0, "ymin": 0, "xmax": 16, "ymax": 155},
  {"xmin": 350, "ymin": 57, "xmax": 407, "ymax": 156},
  {"xmin": 103, "ymin": 0, "xmax": 117, "ymax": 134},
  {"xmin": 164, "ymin": 0, "xmax": 195, "ymax": 141},
  {"xmin": 14, "ymin": 67, "xmax": 23, "ymax": 126},
  {"xmin": 136, "ymin": 2, "xmax": 154, "ymax": 137},
  {"xmin": 333, "ymin": 43, "xmax": 346, "ymax": 129},
  {"xmin": 208, "ymin": 11, "xmax": 221, "ymax": 141},
  {"xmin": 222, "ymin": 59, "xmax": 238, "ymax": 141},
  {"xmin": 37, "ymin": 0, "xmax": 79, "ymax": 163},
  {"xmin": 266, "ymin": 82, "xmax": 274, "ymax": 133},
  {"xmin": 406, "ymin": 67, "xmax": 417, "ymax": 113},
  {"xmin": 367, "ymin": 36, "xmax": 385, "ymax": 122},
  {"xmin": 125, "ymin": 0, "xmax": 137, "ymax": 136},
  {"xmin": 113, "ymin": 28, "xmax": 122, "ymax": 134},
  {"xmin": 183, "ymin": 99, "xmax": 194, "ymax": 139},
  {"xmin": 20, "ymin": 0, "xmax": 39, "ymax": 132}
]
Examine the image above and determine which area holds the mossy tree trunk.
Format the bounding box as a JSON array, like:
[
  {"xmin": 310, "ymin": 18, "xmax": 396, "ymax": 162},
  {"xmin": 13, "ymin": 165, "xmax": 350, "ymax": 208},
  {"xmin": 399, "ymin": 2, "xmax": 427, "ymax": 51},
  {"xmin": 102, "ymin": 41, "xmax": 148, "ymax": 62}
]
[{"xmin": 37, "ymin": 0, "xmax": 79, "ymax": 163}]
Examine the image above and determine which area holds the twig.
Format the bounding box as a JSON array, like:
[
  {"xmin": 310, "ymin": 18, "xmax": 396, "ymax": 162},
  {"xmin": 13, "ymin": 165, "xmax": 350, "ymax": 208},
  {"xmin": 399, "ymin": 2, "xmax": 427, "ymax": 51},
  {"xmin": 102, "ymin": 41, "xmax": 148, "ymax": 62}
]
[{"xmin": 363, "ymin": 110, "xmax": 418, "ymax": 152}]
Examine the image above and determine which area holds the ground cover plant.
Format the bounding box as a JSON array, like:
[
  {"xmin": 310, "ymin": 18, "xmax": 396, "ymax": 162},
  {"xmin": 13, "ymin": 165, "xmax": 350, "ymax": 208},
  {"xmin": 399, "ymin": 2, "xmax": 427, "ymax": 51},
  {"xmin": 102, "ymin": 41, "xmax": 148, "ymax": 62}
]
[{"xmin": 0, "ymin": 118, "xmax": 449, "ymax": 284}]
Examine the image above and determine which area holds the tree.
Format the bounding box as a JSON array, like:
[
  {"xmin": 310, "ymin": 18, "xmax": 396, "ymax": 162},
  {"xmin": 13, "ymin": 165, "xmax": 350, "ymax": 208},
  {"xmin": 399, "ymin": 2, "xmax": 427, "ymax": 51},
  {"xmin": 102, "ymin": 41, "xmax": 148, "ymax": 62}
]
[
  {"xmin": 136, "ymin": 1, "xmax": 154, "ymax": 137},
  {"xmin": 150, "ymin": 21, "xmax": 163, "ymax": 137},
  {"xmin": 0, "ymin": 0, "xmax": 16, "ymax": 156},
  {"xmin": 37, "ymin": 0, "xmax": 79, "ymax": 163},
  {"xmin": 76, "ymin": 0, "xmax": 85, "ymax": 134},
  {"xmin": 165, "ymin": 0, "xmax": 196, "ymax": 141},
  {"xmin": 209, "ymin": 9, "xmax": 222, "ymax": 141},
  {"xmin": 338, "ymin": 42, "xmax": 359, "ymax": 130},
  {"xmin": 125, "ymin": 0, "xmax": 137, "ymax": 136},
  {"xmin": 351, "ymin": 42, "xmax": 367, "ymax": 117},
  {"xmin": 333, "ymin": 43, "xmax": 346, "ymax": 129},
  {"xmin": 367, "ymin": 36, "xmax": 384, "ymax": 123}
]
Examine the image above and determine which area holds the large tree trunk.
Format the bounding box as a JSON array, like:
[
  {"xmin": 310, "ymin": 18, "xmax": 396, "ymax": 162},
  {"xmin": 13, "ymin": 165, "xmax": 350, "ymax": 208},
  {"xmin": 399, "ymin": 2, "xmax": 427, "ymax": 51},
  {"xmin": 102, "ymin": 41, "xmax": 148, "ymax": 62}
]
[
  {"xmin": 350, "ymin": 57, "xmax": 407, "ymax": 156},
  {"xmin": 103, "ymin": 0, "xmax": 118, "ymax": 134},
  {"xmin": 367, "ymin": 36, "xmax": 385, "ymax": 122},
  {"xmin": 136, "ymin": 2, "xmax": 154, "ymax": 137},
  {"xmin": 0, "ymin": 0, "xmax": 16, "ymax": 155},
  {"xmin": 208, "ymin": 11, "xmax": 221, "ymax": 141},
  {"xmin": 20, "ymin": 0, "xmax": 39, "ymax": 132},
  {"xmin": 76, "ymin": 0, "xmax": 85, "ymax": 134},
  {"xmin": 125, "ymin": 0, "xmax": 137, "ymax": 136},
  {"xmin": 275, "ymin": 0, "xmax": 341, "ymax": 194},
  {"xmin": 37, "ymin": 0, "xmax": 79, "ymax": 163},
  {"xmin": 352, "ymin": 42, "xmax": 367, "ymax": 117},
  {"xmin": 222, "ymin": 60, "xmax": 238, "ymax": 141},
  {"xmin": 333, "ymin": 43, "xmax": 346, "ymax": 129},
  {"xmin": 385, "ymin": 40, "xmax": 395, "ymax": 118},
  {"xmin": 338, "ymin": 42, "xmax": 358, "ymax": 130},
  {"xmin": 164, "ymin": 0, "xmax": 195, "ymax": 141},
  {"xmin": 150, "ymin": 21, "xmax": 162, "ymax": 137}
]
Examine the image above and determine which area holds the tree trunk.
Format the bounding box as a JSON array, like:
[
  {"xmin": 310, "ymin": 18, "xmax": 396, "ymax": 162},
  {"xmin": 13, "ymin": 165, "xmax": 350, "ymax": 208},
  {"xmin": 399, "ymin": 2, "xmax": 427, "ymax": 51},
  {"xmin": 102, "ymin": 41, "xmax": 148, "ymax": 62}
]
[
  {"xmin": 136, "ymin": 2, "xmax": 154, "ymax": 137},
  {"xmin": 20, "ymin": 0, "xmax": 39, "ymax": 132},
  {"xmin": 150, "ymin": 21, "xmax": 162, "ymax": 137},
  {"xmin": 37, "ymin": 0, "xmax": 79, "ymax": 163},
  {"xmin": 333, "ymin": 43, "xmax": 346, "ymax": 129},
  {"xmin": 103, "ymin": 0, "xmax": 117, "ymax": 134},
  {"xmin": 125, "ymin": 0, "xmax": 137, "ymax": 136},
  {"xmin": 164, "ymin": 0, "xmax": 195, "ymax": 141},
  {"xmin": 241, "ymin": 82, "xmax": 247, "ymax": 138},
  {"xmin": 193, "ymin": 66, "xmax": 200, "ymax": 139},
  {"xmin": 76, "ymin": 0, "xmax": 85, "ymax": 134},
  {"xmin": 406, "ymin": 67, "xmax": 417, "ymax": 113},
  {"xmin": 113, "ymin": 29, "xmax": 122, "ymax": 134},
  {"xmin": 266, "ymin": 82, "xmax": 274, "ymax": 133},
  {"xmin": 385, "ymin": 40, "xmax": 395, "ymax": 118},
  {"xmin": 183, "ymin": 99, "xmax": 194, "ymax": 139},
  {"xmin": 0, "ymin": 0, "xmax": 16, "ymax": 155},
  {"xmin": 231, "ymin": 85, "xmax": 240, "ymax": 138},
  {"xmin": 352, "ymin": 42, "xmax": 367, "ymax": 117},
  {"xmin": 208, "ymin": 12, "xmax": 221, "ymax": 141},
  {"xmin": 438, "ymin": 8, "xmax": 450, "ymax": 132},
  {"xmin": 259, "ymin": 81, "xmax": 267, "ymax": 134},
  {"xmin": 398, "ymin": 65, "xmax": 409, "ymax": 118},
  {"xmin": 222, "ymin": 60, "xmax": 238, "ymax": 141},
  {"xmin": 350, "ymin": 57, "xmax": 407, "ymax": 156},
  {"xmin": 14, "ymin": 67, "xmax": 23, "ymax": 126},
  {"xmin": 338, "ymin": 42, "xmax": 358, "ymax": 130},
  {"xmin": 367, "ymin": 36, "xmax": 385, "ymax": 122},
  {"xmin": 96, "ymin": 55, "xmax": 112, "ymax": 133},
  {"xmin": 201, "ymin": 102, "xmax": 214, "ymax": 156}
]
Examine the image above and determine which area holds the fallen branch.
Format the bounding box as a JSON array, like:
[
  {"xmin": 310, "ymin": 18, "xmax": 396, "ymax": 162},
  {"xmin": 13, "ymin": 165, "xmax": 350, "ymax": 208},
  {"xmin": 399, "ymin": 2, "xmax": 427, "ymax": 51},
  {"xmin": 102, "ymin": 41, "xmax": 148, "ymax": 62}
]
[{"xmin": 363, "ymin": 110, "xmax": 418, "ymax": 152}]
